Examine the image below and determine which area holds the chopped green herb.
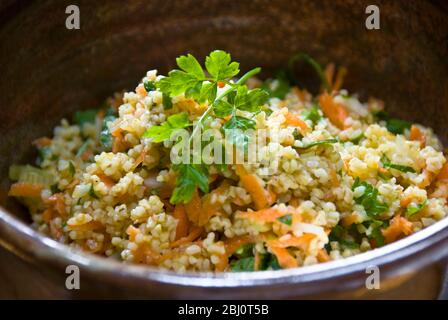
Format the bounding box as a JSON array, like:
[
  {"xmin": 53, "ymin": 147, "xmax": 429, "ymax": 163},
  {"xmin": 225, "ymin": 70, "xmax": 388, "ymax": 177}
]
[
  {"xmin": 364, "ymin": 220, "xmax": 385, "ymax": 247},
  {"xmin": 234, "ymin": 243, "xmax": 254, "ymax": 258},
  {"xmin": 352, "ymin": 177, "xmax": 388, "ymax": 217},
  {"xmin": 9, "ymin": 164, "xmax": 55, "ymax": 186},
  {"xmin": 406, "ymin": 200, "xmax": 427, "ymax": 217},
  {"xmin": 297, "ymin": 138, "xmax": 338, "ymax": 149},
  {"xmin": 73, "ymin": 110, "xmax": 97, "ymax": 126},
  {"xmin": 381, "ymin": 156, "xmax": 415, "ymax": 173},
  {"xmin": 374, "ymin": 111, "xmax": 411, "ymax": 134},
  {"xmin": 230, "ymin": 257, "xmax": 255, "ymax": 272},
  {"xmin": 89, "ymin": 183, "xmax": 98, "ymax": 199},
  {"xmin": 37, "ymin": 146, "xmax": 55, "ymax": 162},
  {"xmin": 100, "ymin": 113, "xmax": 117, "ymax": 151},
  {"xmin": 292, "ymin": 128, "xmax": 303, "ymax": 141},
  {"xmin": 144, "ymin": 80, "xmax": 156, "ymax": 92},
  {"xmin": 68, "ymin": 161, "xmax": 76, "ymax": 177},
  {"xmin": 76, "ymin": 139, "xmax": 93, "ymax": 158},
  {"xmin": 261, "ymin": 70, "xmax": 291, "ymax": 99},
  {"xmin": 301, "ymin": 106, "xmax": 321, "ymax": 126},
  {"xmin": 349, "ymin": 133, "xmax": 364, "ymax": 145},
  {"xmin": 276, "ymin": 214, "xmax": 293, "ymax": 226},
  {"xmin": 259, "ymin": 253, "xmax": 281, "ymax": 270}
]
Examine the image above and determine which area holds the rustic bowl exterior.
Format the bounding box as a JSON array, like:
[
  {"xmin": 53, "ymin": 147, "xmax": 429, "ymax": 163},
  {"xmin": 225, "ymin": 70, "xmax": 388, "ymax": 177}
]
[{"xmin": 1, "ymin": 0, "xmax": 448, "ymax": 299}]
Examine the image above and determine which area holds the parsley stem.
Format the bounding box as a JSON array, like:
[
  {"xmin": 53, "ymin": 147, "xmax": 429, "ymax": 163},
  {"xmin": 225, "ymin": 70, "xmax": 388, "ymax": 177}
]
[{"xmin": 188, "ymin": 67, "xmax": 261, "ymax": 144}]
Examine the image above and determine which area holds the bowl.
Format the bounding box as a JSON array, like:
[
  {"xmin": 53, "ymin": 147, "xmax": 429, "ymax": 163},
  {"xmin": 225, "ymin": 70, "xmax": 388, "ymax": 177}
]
[{"xmin": 1, "ymin": 0, "xmax": 448, "ymax": 299}]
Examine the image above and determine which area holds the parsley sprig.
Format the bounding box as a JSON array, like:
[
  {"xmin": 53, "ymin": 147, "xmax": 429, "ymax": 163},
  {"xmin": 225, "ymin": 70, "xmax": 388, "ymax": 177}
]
[{"xmin": 143, "ymin": 50, "xmax": 269, "ymax": 204}]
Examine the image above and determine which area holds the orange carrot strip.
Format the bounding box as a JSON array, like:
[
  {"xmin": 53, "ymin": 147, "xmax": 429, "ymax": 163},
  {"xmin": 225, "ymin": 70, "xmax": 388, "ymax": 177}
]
[
  {"xmin": 184, "ymin": 189, "xmax": 202, "ymax": 225},
  {"xmin": 292, "ymin": 87, "xmax": 307, "ymax": 102},
  {"xmin": 111, "ymin": 128, "xmax": 126, "ymax": 153},
  {"xmin": 382, "ymin": 215, "xmax": 413, "ymax": 244},
  {"xmin": 409, "ymin": 125, "xmax": 426, "ymax": 147},
  {"xmin": 341, "ymin": 213, "xmax": 359, "ymax": 227},
  {"xmin": 400, "ymin": 196, "xmax": 412, "ymax": 208},
  {"xmin": 199, "ymin": 182, "xmax": 229, "ymax": 226},
  {"xmin": 267, "ymin": 233, "xmax": 315, "ymax": 251},
  {"xmin": 130, "ymin": 150, "xmax": 146, "ymax": 172},
  {"xmin": 126, "ymin": 225, "xmax": 140, "ymax": 242},
  {"xmin": 32, "ymin": 137, "xmax": 52, "ymax": 148},
  {"xmin": 284, "ymin": 112, "xmax": 309, "ymax": 134},
  {"xmin": 319, "ymin": 92, "xmax": 349, "ymax": 130},
  {"xmin": 169, "ymin": 226, "xmax": 203, "ymax": 248},
  {"xmin": 435, "ymin": 161, "xmax": 448, "ymax": 182},
  {"xmin": 268, "ymin": 246, "xmax": 298, "ymax": 269},
  {"xmin": 97, "ymin": 173, "xmax": 115, "ymax": 189},
  {"xmin": 254, "ymin": 250, "xmax": 261, "ymax": 271},
  {"xmin": 68, "ymin": 220, "xmax": 104, "ymax": 232},
  {"xmin": 136, "ymin": 84, "xmax": 147, "ymax": 96},
  {"xmin": 47, "ymin": 193, "xmax": 66, "ymax": 217},
  {"xmin": 173, "ymin": 204, "xmax": 189, "ymax": 240},
  {"xmin": 324, "ymin": 63, "xmax": 335, "ymax": 90},
  {"xmin": 126, "ymin": 226, "xmax": 158, "ymax": 264},
  {"xmin": 332, "ymin": 67, "xmax": 347, "ymax": 92},
  {"xmin": 316, "ymin": 249, "xmax": 331, "ymax": 263},
  {"xmin": 42, "ymin": 208, "xmax": 55, "ymax": 223},
  {"xmin": 8, "ymin": 182, "xmax": 44, "ymax": 198},
  {"xmin": 235, "ymin": 165, "xmax": 271, "ymax": 210},
  {"xmin": 80, "ymin": 149, "xmax": 93, "ymax": 161},
  {"xmin": 238, "ymin": 208, "xmax": 286, "ymax": 223}
]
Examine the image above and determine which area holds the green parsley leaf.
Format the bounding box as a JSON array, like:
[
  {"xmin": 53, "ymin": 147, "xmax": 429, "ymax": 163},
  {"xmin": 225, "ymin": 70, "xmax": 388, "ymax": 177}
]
[
  {"xmin": 365, "ymin": 220, "xmax": 385, "ymax": 247},
  {"xmin": 144, "ymin": 80, "xmax": 156, "ymax": 92},
  {"xmin": 406, "ymin": 200, "xmax": 427, "ymax": 217},
  {"xmin": 89, "ymin": 183, "xmax": 98, "ymax": 199},
  {"xmin": 222, "ymin": 115, "xmax": 256, "ymax": 148},
  {"xmin": 205, "ymin": 50, "xmax": 240, "ymax": 80},
  {"xmin": 68, "ymin": 161, "xmax": 76, "ymax": 177},
  {"xmin": 214, "ymin": 99, "xmax": 234, "ymax": 117},
  {"xmin": 234, "ymin": 243, "xmax": 254, "ymax": 258},
  {"xmin": 301, "ymin": 106, "xmax": 321, "ymax": 126},
  {"xmin": 73, "ymin": 110, "xmax": 97, "ymax": 126},
  {"xmin": 223, "ymin": 115, "xmax": 256, "ymax": 131},
  {"xmin": 162, "ymin": 93, "xmax": 173, "ymax": 110},
  {"xmin": 198, "ymin": 82, "xmax": 217, "ymax": 104},
  {"xmin": 352, "ymin": 177, "xmax": 388, "ymax": 217},
  {"xmin": 261, "ymin": 70, "xmax": 290, "ymax": 99},
  {"xmin": 374, "ymin": 111, "xmax": 411, "ymax": 134},
  {"xmin": 100, "ymin": 114, "xmax": 117, "ymax": 151},
  {"xmin": 276, "ymin": 214, "xmax": 293, "ymax": 226},
  {"xmin": 143, "ymin": 112, "xmax": 191, "ymax": 143},
  {"xmin": 157, "ymin": 70, "xmax": 200, "ymax": 97},
  {"xmin": 170, "ymin": 163, "xmax": 209, "ymax": 204},
  {"xmin": 288, "ymin": 53, "xmax": 330, "ymax": 92},
  {"xmin": 230, "ymin": 257, "xmax": 255, "ymax": 272},
  {"xmin": 349, "ymin": 133, "xmax": 365, "ymax": 145},
  {"xmin": 76, "ymin": 139, "xmax": 94, "ymax": 159},
  {"xmin": 232, "ymin": 86, "xmax": 269, "ymax": 112},
  {"xmin": 297, "ymin": 138, "xmax": 338, "ymax": 149},
  {"xmin": 176, "ymin": 53, "xmax": 205, "ymax": 79},
  {"xmin": 259, "ymin": 253, "xmax": 281, "ymax": 270},
  {"xmin": 381, "ymin": 156, "xmax": 416, "ymax": 173}
]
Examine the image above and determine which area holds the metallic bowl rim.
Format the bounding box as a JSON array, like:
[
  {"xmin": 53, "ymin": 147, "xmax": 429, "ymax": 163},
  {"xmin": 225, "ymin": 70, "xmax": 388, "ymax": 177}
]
[{"xmin": 1, "ymin": 204, "xmax": 448, "ymax": 294}]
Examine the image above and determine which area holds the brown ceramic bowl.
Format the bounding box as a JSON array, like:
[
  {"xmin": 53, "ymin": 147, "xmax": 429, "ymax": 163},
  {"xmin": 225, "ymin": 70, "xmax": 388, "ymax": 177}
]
[{"xmin": 1, "ymin": 0, "xmax": 448, "ymax": 299}]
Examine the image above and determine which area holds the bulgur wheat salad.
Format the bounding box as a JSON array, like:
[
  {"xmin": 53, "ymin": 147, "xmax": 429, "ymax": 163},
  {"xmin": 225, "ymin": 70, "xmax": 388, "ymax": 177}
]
[{"xmin": 8, "ymin": 50, "xmax": 448, "ymax": 272}]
